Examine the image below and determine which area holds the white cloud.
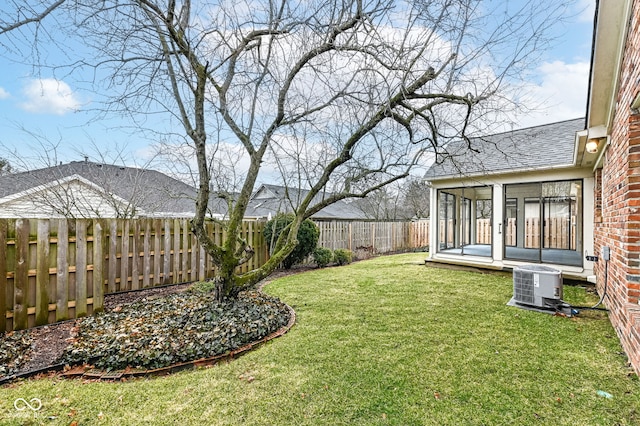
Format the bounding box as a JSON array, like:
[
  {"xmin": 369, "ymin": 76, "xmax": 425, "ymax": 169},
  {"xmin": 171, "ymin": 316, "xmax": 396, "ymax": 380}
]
[
  {"xmin": 0, "ymin": 87, "xmax": 9, "ymax": 99},
  {"xmin": 516, "ymin": 60, "xmax": 590, "ymax": 128},
  {"xmin": 20, "ymin": 78, "xmax": 82, "ymax": 115}
]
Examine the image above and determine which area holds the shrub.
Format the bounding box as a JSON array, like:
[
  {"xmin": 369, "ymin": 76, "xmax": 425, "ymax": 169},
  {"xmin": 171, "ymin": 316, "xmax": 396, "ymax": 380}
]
[
  {"xmin": 263, "ymin": 213, "xmax": 319, "ymax": 269},
  {"xmin": 313, "ymin": 247, "xmax": 333, "ymax": 268},
  {"xmin": 333, "ymin": 249, "xmax": 353, "ymax": 266}
]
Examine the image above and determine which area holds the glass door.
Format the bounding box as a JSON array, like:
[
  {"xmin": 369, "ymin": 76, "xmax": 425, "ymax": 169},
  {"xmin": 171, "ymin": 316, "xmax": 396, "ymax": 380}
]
[
  {"xmin": 504, "ymin": 180, "xmax": 583, "ymax": 266},
  {"xmin": 504, "ymin": 183, "xmax": 542, "ymax": 262}
]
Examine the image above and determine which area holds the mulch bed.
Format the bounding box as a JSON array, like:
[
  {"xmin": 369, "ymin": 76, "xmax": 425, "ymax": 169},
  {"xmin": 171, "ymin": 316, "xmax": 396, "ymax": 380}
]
[
  {"xmin": 58, "ymin": 303, "xmax": 296, "ymax": 381},
  {"xmin": 1, "ymin": 268, "xmax": 309, "ymax": 384}
]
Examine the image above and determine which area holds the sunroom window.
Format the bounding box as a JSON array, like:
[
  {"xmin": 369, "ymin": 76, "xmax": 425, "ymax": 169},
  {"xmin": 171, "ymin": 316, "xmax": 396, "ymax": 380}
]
[
  {"xmin": 503, "ymin": 180, "xmax": 582, "ymax": 266},
  {"xmin": 437, "ymin": 186, "xmax": 493, "ymax": 257}
]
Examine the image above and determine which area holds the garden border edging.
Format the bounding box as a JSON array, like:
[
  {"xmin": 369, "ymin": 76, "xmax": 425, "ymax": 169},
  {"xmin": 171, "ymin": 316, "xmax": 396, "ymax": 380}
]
[
  {"xmin": 60, "ymin": 303, "xmax": 296, "ymax": 381},
  {"xmin": 1, "ymin": 277, "xmax": 297, "ymax": 384}
]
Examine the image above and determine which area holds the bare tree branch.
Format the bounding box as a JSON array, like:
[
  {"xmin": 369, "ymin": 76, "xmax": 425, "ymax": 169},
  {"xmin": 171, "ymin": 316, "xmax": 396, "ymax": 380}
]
[
  {"xmin": 0, "ymin": 0, "xmax": 573, "ymax": 297},
  {"xmin": 0, "ymin": 0, "xmax": 64, "ymax": 35}
]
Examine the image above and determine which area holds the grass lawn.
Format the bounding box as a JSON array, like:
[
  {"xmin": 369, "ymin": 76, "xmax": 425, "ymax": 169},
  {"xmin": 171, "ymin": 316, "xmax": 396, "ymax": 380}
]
[{"xmin": 1, "ymin": 253, "xmax": 638, "ymax": 425}]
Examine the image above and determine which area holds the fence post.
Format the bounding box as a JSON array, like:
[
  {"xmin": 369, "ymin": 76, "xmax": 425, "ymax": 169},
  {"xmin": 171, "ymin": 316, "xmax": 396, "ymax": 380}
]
[
  {"xmin": 409, "ymin": 222, "xmax": 414, "ymax": 248},
  {"xmin": 35, "ymin": 220, "xmax": 50, "ymax": 326},
  {"xmin": 143, "ymin": 219, "xmax": 151, "ymax": 288},
  {"xmin": 392, "ymin": 222, "xmax": 396, "ymax": 251},
  {"xmin": 131, "ymin": 219, "xmax": 140, "ymax": 290},
  {"xmin": 181, "ymin": 219, "xmax": 189, "ymax": 282},
  {"xmin": 190, "ymin": 227, "xmax": 199, "ymax": 282},
  {"xmin": 56, "ymin": 219, "xmax": 69, "ymax": 322},
  {"xmin": 153, "ymin": 219, "xmax": 162, "ymax": 286},
  {"xmin": 371, "ymin": 222, "xmax": 376, "ymax": 252},
  {"xmin": 75, "ymin": 219, "xmax": 88, "ymax": 318},
  {"xmin": 173, "ymin": 219, "xmax": 181, "ymax": 283},
  {"xmin": 121, "ymin": 220, "xmax": 130, "ymax": 291},
  {"xmin": 0, "ymin": 219, "xmax": 7, "ymax": 332},
  {"xmin": 13, "ymin": 219, "xmax": 29, "ymax": 330},
  {"xmin": 163, "ymin": 219, "xmax": 172, "ymax": 284},
  {"xmin": 92, "ymin": 220, "xmax": 105, "ymax": 314},
  {"xmin": 108, "ymin": 220, "xmax": 117, "ymax": 293}
]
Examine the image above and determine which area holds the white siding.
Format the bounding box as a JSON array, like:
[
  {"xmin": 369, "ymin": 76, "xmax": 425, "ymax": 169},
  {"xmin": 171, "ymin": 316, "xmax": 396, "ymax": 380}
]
[
  {"xmin": 0, "ymin": 180, "xmax": 124, "ymax": 218},
  {"xmin": 427, "ymin": 167, "xmax": 596, "ymax": 279}
]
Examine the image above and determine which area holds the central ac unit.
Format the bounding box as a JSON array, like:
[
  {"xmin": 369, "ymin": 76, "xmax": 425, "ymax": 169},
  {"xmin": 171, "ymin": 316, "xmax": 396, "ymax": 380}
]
[{"xmin": 511, "ymin": 265, "xmax": 567, "ymax": 313}]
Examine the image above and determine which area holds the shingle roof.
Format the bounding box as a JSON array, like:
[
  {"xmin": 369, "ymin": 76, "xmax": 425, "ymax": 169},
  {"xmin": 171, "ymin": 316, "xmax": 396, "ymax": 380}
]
[
  {"xmin": 247, "ymin": 184, "xmax": 367, "ymax": 220},
  {"xmin": 424, "ymin": 118, "xmax": 585, "ymax": 180},
  {"xmin": 0, "ymin": 161, "xmax": 227, "ymax": 216}
]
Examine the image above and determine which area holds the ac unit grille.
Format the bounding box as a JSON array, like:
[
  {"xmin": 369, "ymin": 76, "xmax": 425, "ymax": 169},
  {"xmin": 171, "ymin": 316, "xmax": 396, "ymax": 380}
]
[
  {"xmin": 512, "ymin": 265, "xmax": 562, "ymax": 308},
  {"xmin": 513, "ymin": 270, "xmax": 535, "ymax": 305}
]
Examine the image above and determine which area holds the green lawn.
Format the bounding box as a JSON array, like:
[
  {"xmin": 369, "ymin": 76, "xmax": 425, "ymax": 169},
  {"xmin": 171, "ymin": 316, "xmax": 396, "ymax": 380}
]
[{"xmin": 1, "ymin": 253, "xmax": 638, "ymax": 425}]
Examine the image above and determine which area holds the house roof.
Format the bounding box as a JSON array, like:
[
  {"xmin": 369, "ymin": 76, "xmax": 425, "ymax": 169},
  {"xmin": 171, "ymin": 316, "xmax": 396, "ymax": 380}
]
[
  {"xmin": 247, "ymin": 184, "xmax": 367, "ymax": 220},
  {"xmin": 424, "ymin": 118, "xmax": 585, "ymax": 181},
  {"xmin": 0, "ymin": 161, "xmax": 226, "ymax": 217}
]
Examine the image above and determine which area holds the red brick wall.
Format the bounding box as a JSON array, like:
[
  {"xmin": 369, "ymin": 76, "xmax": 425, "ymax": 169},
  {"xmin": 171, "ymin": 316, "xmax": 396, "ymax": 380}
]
[
  {"xmin": 594, "ymin": 169, "xmax": 603, "ymax": 223},
  {"xmin": 594, "ymin": 0, "xmax": 640, "ymax": 373}
]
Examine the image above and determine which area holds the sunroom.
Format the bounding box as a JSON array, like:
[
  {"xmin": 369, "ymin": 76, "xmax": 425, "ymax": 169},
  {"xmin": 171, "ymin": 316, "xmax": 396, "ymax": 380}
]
[{"xmin": 424, "ymin": 118, "xmax": 598, "ymax": 280}]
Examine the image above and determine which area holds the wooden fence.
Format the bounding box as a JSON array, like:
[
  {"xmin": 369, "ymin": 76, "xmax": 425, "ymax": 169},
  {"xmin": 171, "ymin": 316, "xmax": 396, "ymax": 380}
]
[
  {"xmin": 0, "ymin": 218, "xmax": 266, "ymax": 332},
  {"xmin": 410, "ymin": 220, "xmax": 430, "ymax": 248},
  {"xmin": 476, "ymin": 219, "xmax": 492, "ymax": 244},
  {"xmin": 513, "ymin": 217, "xmax": 577, "ymax": 249},
  {"xmin": 439, "ymin": 217, "xmax": 576, "ymax": 249},
  {"xmin": 1, "ymin": 218, "xmax": 431, "ymax": 332},
  {"xmin": 3, "ymin": 215, "xmax": 581, "ymax": 331},
  {"xmin": 316, "ymin": 220, "xmax": 430, "ymax": 253}
]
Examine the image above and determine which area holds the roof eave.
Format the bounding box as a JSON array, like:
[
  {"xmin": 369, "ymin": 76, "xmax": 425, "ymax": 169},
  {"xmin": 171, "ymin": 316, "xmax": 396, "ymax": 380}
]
[
  {"xmin": 586, "ymin": 0, "xmax": 633, "ymax": 132},
  {"xmin": 0, "ymin": 174, "xmax": 131, "ymax": 206},
  {"xmin": 426, "ymin": 162, "xmax": 580, "ymax": 183}
]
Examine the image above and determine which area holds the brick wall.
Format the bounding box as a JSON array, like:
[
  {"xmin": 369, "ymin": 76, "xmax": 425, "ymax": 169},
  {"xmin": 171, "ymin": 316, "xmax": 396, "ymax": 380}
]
[
  {"xmin": 594, "ymin": 0, "xmax": 640, "ymax": 373},
  {"xmin": 594, "ymin": 169, "xmax": 603, "ymax": 223}
]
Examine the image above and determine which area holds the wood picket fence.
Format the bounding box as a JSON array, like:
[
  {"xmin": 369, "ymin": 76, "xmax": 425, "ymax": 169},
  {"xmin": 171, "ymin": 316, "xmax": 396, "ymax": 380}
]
[
  {"xmin": 0, "ymin": 218, "xmax": 266, "ymax": 332},
  {"xmin": 2, "ymin": 215, "xmax": 580, "ymax": 331},
  {"xmin": 1, "ymin": 218, "xmax": 430, "ymax": 332},
  {"xmin": 505, "ymin": 217, "xmax": 576, "ymax": 249},
  {"xmin": 441, "ymin": 217, "xmax": 575, "ymax": 249},
  {"xmin": 316, "ymin": 220, "xmax": 430, "ymax": 253}
]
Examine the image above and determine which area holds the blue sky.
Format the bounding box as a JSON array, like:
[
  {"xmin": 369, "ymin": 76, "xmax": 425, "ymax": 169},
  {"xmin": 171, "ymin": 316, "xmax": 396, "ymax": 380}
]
[{"xmin": 0, "ymin": 0, "xmax": 595, "ymax": 172}]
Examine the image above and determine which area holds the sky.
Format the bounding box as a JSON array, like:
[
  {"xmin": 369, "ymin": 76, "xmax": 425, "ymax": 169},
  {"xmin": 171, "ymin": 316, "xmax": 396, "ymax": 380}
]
[{"xmin": 0, "ymin": 0, "xmax": 596, "ymax": 175}]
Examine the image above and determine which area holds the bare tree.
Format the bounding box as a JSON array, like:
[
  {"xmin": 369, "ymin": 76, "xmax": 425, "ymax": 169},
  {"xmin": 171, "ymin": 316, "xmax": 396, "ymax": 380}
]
[
  {"xmin": 356, "ymin": 178, "xmax": 430, "ymax": 220},
  {"xmin": 0, "ymin": 0, "xmax": 64, "ymax": 36},
  {"xmin": 355, "ymin": 184, "xmax": 404, "ymax": 221},
  {"xmin": 401, "ymin": 178, "xmax": 431, "ymax": 219},
  {"xmin": 1, "ymin": 0, "xmax": 571, "ymax": 298},
  {"xmin": 0, "ymin": 158, "xmax": 12, "ymax": 176}
]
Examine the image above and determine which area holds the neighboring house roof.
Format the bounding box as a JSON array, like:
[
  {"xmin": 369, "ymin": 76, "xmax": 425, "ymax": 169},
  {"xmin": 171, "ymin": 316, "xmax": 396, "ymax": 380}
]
[
  {"xmin": 0, "ymin": 161, "xmax": 226, "ymax": 218},
  {"xmin": 247, "ymin": 184, "xmax": 367, "ymax": 220},
  {"xmin": 424, "ymin": 118, "xmax": 585, "ymax": 181}
]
